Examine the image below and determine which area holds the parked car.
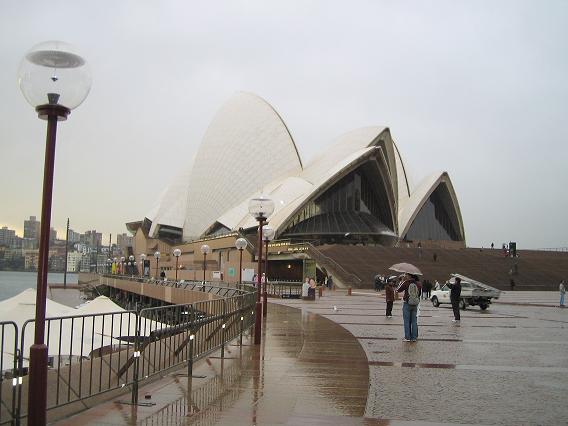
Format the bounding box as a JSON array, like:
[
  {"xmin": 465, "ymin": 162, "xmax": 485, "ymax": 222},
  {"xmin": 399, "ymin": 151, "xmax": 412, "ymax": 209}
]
[{"xmin": 430, "ymin": 274, "xmax": 501, "ymax": 310}]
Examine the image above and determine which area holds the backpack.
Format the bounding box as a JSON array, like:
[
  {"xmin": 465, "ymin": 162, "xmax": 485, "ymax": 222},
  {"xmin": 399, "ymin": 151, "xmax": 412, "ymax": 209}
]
[{"xmin": 407, "ymin": 282, "xmax": 420, "ymax": 306}]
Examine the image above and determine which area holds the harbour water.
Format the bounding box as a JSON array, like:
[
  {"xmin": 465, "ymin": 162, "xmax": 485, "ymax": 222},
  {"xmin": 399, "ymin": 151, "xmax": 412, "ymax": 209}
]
[{"xmin": 0, "ymin": 270, "xmax": 78, "ymax": 301}]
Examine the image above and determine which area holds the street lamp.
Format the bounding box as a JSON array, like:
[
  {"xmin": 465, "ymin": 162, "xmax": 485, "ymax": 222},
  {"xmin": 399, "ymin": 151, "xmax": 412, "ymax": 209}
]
[
  {"xmin": 248, "ymin": 194, "xmax": 275, "ymax": 344},
  {"xmin": 262, "ymin": 225, "xmax": 275, "ymax": 317},
  {"xmin": 200, "ymin": 244, "xmax": 210, "ymax": 291},
  {"xmin": 154, "ymin": 251, "xmax": 160, "ymax": 278},
  {"xmin": 235, "ymin": 238, "xmax": 247, "ymax": 289},
  {"xmin": 173, "ymin": 248, "xmax": 181, "ymax": 281},
  {"xmin": 18, "ymin": 40, "xmax": 91, "ymax": 426},
  {"xmin": 139, "ymin": 253, "xmax": 146, "ymax": 277}
]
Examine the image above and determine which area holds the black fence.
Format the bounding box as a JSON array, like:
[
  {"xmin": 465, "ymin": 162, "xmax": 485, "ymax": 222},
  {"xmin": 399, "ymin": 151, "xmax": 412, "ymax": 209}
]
[{"xmin": 0, "ymin": 283, "xmax": 256, "ymax": 425}]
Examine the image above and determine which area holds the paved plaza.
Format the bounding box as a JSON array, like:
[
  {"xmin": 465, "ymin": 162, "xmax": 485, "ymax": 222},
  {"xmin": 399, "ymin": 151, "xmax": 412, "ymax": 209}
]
[{"xmin": 58, "ymin": 290, "xmax": 568, "ymax": 425}]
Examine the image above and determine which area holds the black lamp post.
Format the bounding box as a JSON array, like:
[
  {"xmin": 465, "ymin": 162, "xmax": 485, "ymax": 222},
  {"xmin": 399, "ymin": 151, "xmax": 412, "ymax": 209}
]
[
  {"xmin": 200, "ymin": 244, "xmax": 210, "ymax": 291},
  {"xmin": 128, "ymin": 255, "xmax": 135, "ymax": 276},
  {"xmin": 173, "ymin": 248, "xmax": 181, "ymax": 281},
  {"xmin": 248, "ymin": 194, "xmax": 275, "ymax": 344},
  {"xmin": 18, "ymin": 40, "xmax": 91, "ymax": 426},
  {"xmin": 154, "ymin": 251, "xmax": 160, "ymax": 278},
  {"xmin": 262, "ymin": 225, "xmax": 275, "ymax": 317},
  {"xmin": 235, "ymin": 238, "xmax": 247, "ymax": 289},
  {"xmin": 139, "ymin": 253, "xmax": 146, "ymax": 277}
]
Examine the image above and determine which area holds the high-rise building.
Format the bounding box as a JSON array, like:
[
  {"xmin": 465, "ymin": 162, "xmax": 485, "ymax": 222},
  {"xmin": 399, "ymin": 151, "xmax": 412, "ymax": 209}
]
[
  {"xmin": 66, "ymin": 252, "xmax": 83, "ymax": 272},
  {"xmin": 49, "ymin": 227, "xmax": 57, "ymax": 243},
  {"xmin": 117, "ymin": 233, "xmax": 133, "ymax": 252},
  {"xmin": 0, "ymin": 226, "xmax": 16, "ymax": 247},
  {"xmin": 68, "ymin": 229, "xmax": 81, "ymax": 243},
  {"xmin": 81, "ymin": 230, "xmax": 102, "ymax": 248},
  {"xmin": 24, "ymin": 216, "xmax": 41, "ymax": 240}
]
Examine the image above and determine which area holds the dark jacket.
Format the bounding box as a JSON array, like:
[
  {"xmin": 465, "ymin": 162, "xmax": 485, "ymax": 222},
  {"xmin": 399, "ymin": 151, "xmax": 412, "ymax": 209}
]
[
  {"xmin": 396, "ymin": 279, "xmax": 422, "ymax": 303},
  {"xmin": 385, "ymin": 284, "xmax": 395, "ymax": 302},
  {"xmin": 448, "ymin": 281, "xmax": 461, "ymax": 301}
]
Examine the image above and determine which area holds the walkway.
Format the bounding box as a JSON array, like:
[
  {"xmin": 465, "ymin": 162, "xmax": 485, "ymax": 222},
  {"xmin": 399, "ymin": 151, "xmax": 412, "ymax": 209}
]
[{"xmin": 57, "ymin": 290, "xmax": 568, "ymax": 425}]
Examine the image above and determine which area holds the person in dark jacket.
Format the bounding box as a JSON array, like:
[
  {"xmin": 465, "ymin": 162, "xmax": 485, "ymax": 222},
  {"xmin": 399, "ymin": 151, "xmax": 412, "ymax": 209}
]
[
  {"xmin": 385, "ymin": 279, "xmax": 395, "ymax": 318},
  {"xmin": 447, "ymin": 277, "xmax": 462, "ymax": 322}
]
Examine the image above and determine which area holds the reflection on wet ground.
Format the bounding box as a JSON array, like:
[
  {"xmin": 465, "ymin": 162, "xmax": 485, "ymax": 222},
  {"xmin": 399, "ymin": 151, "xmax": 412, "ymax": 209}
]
[
  {"xmin": 57, "ymin": 303, "xmax": 370, "ymax": 425},
  {"xmin": 58, "ymin": 290, "xmax": 568, "ymax": 425}
]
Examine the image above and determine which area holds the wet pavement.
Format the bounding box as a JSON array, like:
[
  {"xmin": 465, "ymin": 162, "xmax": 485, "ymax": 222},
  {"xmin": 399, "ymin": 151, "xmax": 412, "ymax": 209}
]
[{"xmin": 56, "ymin": 290, "xmax": 568, "ymax": 425}]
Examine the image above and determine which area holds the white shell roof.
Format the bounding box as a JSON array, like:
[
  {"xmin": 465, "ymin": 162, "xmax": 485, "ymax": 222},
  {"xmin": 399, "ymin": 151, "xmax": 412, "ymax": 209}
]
[
  {"xmin": 183, "ymin": 92, "xmax": 302, "ymax": 239},
  {"xmin": 139, "ymin": 92, "xmax": 463, "ymax": 244},
  {"xmin": 147, "ymin": 160, "xmax": 194, "ymax": 236},
  {"xmin": 215, "ymin": 128, "xmax": 391, "ymax": 233}
]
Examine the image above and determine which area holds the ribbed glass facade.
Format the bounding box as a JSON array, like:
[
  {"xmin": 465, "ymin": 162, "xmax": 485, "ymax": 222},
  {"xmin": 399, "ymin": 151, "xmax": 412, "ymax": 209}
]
[
  {"xmin": 404, "ymin": 185, "xmax": 461, "ymax": 241},
  {"xmin": 281, "ymin": 167, "xmax": 395, "ymax": 241}
]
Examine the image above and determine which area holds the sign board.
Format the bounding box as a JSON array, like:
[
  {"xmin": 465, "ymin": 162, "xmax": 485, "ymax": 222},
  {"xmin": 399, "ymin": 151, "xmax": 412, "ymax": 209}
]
[
  {"xmin": 212, "ymin": 271, "xmax": 222, "ymax": 280},
  {"xmin": 228, "ymin": 267, "xmax": 236, "ymax": 277},
  {"xmin": 242, "ymin": 268, "xmax": 255, "ymax": 282}
]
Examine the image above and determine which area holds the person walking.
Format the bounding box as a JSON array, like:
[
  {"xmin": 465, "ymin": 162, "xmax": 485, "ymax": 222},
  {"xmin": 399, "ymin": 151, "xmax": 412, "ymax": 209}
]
[
  {"xmin": 327, "ymin": 275, "xmax": 333, "ymax": 290},
  {"xmin": 385, "ymin": 279, "xmax": 395, "ymax": 318},
  {"xmin": 447, "ymin": 277, "xmax": 462, "ymax": 322},
  {"xmin": 397, "ymin": 274, "xmax": 422, "ymax": 342},
  {"xmin": 559, "ymin": 280, "xmax": 566, "ymax": 307}
]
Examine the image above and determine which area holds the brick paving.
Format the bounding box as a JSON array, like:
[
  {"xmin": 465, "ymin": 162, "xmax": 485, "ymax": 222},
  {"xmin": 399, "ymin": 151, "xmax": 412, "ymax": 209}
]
[{"xmin": 57, "ymin": 290, "xmax": 568, "ymax": 425}]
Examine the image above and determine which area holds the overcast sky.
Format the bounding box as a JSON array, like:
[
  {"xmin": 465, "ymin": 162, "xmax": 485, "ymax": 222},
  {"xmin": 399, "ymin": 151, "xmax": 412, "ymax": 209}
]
[{"xmin": 1, "ymin": 0, "xmax": 567, "ymax": 249}]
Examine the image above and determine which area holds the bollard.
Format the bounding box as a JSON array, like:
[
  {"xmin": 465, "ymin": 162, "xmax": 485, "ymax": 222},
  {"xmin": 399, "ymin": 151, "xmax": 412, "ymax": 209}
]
[
  {"xmin": 318, "ymin": 286, "xmax": 323, "ymax": 298},
  {"xmin": 347, "ymin": 287, "xmax": 352, "ymax": 296}
]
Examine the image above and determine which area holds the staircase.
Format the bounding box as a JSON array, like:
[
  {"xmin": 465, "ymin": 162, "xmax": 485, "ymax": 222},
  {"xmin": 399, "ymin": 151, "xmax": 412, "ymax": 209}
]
[{"xmin": 315, "ymin": 245, "xmax": 568, "ymax": 291}]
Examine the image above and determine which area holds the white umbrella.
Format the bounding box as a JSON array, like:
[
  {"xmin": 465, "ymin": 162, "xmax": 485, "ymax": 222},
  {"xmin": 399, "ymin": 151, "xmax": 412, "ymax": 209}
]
[{"xmin": 388, "ymin": 262, "xmax": 423, "ymax": 276}]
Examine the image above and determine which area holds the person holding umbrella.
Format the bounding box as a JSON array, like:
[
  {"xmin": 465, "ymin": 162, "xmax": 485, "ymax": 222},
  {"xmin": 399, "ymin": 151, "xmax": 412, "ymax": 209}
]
[{"xmin": 396, "ymin": 273, "xmax": 421, "ymax": 341}]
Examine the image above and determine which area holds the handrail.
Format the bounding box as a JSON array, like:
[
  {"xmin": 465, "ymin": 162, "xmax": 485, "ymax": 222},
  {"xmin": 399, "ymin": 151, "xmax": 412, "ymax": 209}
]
[
  {"xmin": 4, "ymin": 276, "xmax": 257, "ymax": 424},
  {"xmin": 305, "ymin": 243, "xmax": 362, "ymax": 285}
]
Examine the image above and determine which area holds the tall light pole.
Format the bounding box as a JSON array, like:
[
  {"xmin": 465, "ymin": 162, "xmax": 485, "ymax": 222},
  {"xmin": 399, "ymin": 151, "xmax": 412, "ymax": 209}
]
[
  {"xmin": 200, "ymin": 244, "xmax": 210, "ymax": 291},
  {"xmin": 154, "ymin": 251, "xmax": 160, "ymax": 278},
  {"xmin": 128, "ymin": 255, "xmax": 135, "ymax": 276},
  {"xmin": 248, "ymin": 194, "xmax": 275, "ymax": 344},
  {"xmin": 139, "ymin": 253, "xmax": 146, "ymax": 277},
  {"xmin": 173, "ymin": 248, "xmax": 181, "ymax": 281},
  {"xmin": 235, "ymin": 238, "xmax": 247, "ymax": 289},
  {"xmin": 262, "ymin": 225, "xmax": 275, "ymax": 317},
  {"xmin": 63, "ymin": 218, "xmax": 69, "ymax": 288},
  {"xmin": 18, "ymin": 40, "xmax": 91, "ymax": 426}
]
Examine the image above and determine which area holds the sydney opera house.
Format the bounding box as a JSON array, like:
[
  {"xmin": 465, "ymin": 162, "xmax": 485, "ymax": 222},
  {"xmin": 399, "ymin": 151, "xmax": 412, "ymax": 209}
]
[
  {"xmin": 131, "ymin": 92, "xmax": 464, "ymax": 246},
  {"xmin": 127, "ymin": 92, "xmax": 465, "ymax": 281}
]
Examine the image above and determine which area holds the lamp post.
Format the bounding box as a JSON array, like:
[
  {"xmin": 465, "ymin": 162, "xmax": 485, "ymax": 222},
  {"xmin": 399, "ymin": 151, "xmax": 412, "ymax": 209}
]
[
  {"xmin": 200, "ymin": 244, "xmax": 210, "ymax": 290},
  {"xmin": 235, "ymin": 238, "xmax": 247, "ymax": 289},
  {"xmin": 248, "ymin": 194, "xmax": 275, "ymax": 344},
  {"xmin": 18, "ymin": 40, "xmax": 91, "ymax": 426},
  {"xmin": 173, "ymin": 248, "xmax": 181, "ymax": 281},
  {"xmin": 262, "ymin": 225, "xmax": 275, "ymax": 317},
  {"xmin": 154, "ymin": 251, "xmax": 160, "ymax": 278},
  {"xmin": 129, "ymin": 255, "xmax": 135, "ymax": 276},
  {"xmin": 139, "ymin": 253, "xmax": 146, "ymax": 277}
]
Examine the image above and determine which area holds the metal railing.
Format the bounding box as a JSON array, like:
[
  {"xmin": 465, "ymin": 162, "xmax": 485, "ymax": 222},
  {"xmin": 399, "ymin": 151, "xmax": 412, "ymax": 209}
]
[
  {"xmin": 266, "ymin": 281, "xmax": 303, "ymax": 298},
  {"xmin": 305, "ymin": 242, "xmax": 362, "ymax": 286},
  {"xmin": 0, "ymin": 282, "xmax": 257, "ymax": 425}
]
